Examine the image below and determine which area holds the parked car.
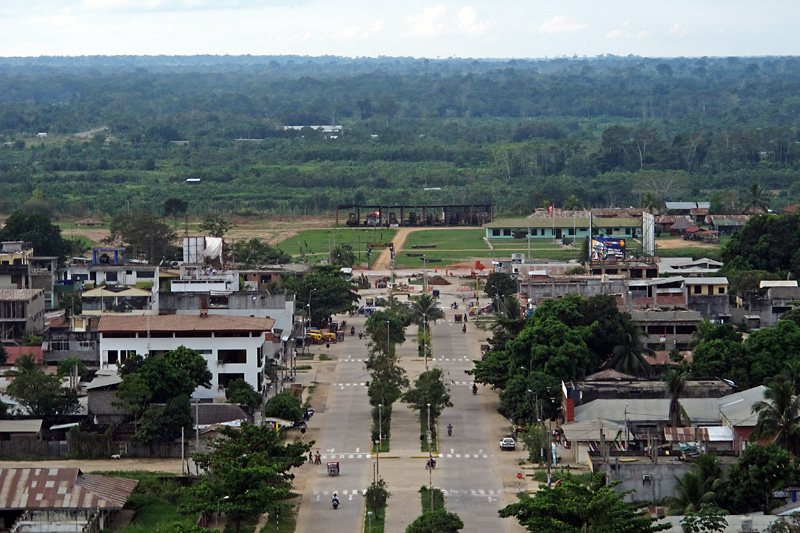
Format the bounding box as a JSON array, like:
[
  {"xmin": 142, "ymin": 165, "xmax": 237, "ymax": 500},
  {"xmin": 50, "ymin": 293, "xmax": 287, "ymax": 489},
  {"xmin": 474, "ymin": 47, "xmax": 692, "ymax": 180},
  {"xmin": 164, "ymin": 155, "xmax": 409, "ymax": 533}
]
[{"xmin": 500, "ymin": 437, "xmax": 516, "ymax": 451}]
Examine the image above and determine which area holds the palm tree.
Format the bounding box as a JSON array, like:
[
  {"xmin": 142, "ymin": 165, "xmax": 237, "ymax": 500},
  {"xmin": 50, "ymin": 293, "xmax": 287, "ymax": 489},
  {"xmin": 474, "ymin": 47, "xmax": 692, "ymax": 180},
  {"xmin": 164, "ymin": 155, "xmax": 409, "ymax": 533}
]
[
  {"xmin": 563, "ymin": 194, "xmax": 583, "ymax": 211},
  {"xmin": 642, "ymin": 191, "xmax": 661, "ymax": 214},
  {"xmin": 742, "ymin": 182, "xmax": 770, "ymax": 214},
  {"xmin": 665, "ymin": 368, "xmax": 690, "ymax": 427},
  {"xmin": 751, "ymin": 378, "xmax": 800, "ymax": 455},
  {"xmin": 780, "ymin": 360, "xmax": 800, "ymax": 395},
  {"xmin": 670, "ymin": 453, "xmax": 723, "ymax": 513},
  {"xmin": 604, "ymin": 320, "xmax": 653, "ymax": 378},
  {"xmin": 410, "ymin": 293, "xmax": 445, "ymax": 326}
]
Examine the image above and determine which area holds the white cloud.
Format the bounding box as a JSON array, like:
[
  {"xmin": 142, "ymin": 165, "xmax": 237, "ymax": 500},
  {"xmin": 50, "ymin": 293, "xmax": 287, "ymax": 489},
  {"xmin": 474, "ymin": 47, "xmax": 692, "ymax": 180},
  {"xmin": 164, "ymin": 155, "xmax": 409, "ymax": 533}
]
[
  {"xmin": 335, "ymin": 20, "xmax": 384, "ymax": 41},
  {"xmin": 605, "ymin": 20, "xmax": 631, "ymax": 39},
  {"xmin": 405, "ymin": 5, "xmax": 487, "ymax": 37},
  {"xmin": 405, "ymin": 5, "xmax": 448, "ymax": 37},
  {"xmin": 538, "ymin": 15, "xmax": 585, "ymax": 35},
  {"xmin": 456, "ymin": 6, "xmax": 486, "ymax": 35}
]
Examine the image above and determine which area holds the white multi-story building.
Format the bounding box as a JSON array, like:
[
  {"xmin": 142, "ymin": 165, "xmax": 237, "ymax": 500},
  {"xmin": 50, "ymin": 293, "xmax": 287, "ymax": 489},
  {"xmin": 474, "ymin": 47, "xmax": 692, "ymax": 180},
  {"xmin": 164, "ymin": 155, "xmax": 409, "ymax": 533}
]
[{"xmin": 97, "ymin": 313, "xmax": 276, "ymax": 400}]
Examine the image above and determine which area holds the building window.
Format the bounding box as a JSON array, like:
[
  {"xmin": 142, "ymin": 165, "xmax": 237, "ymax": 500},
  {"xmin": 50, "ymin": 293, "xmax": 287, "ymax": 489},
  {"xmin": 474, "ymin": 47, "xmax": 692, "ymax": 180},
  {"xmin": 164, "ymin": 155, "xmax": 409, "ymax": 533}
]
[
  {"xmin": 568, "ymin": 228, "xmax": 575, "ymax": 236},
  {"xmin": 503, "ymin": 229, "xmax": 512, "ymax": 237},
  {"xmin": 51, "ymin": 340, "xmax": 70, "ymax": 351},
  {"xmin": 105, "ymin": 272, "xmax": 118, "ymax": 282},
  {"xmin": 718, "ymin": 287, "xmax": 725, "ymax": 294},
  {"xmin": 218, "ymin": 349, "xmax": 247, "ymax": 364},
  {"xmin": 492, "ymin": 229, "xmax": 500, "ymax": 237},
  {"xmin": 694, "ymin": 285, "xmax": 702, "ymax": 294}
]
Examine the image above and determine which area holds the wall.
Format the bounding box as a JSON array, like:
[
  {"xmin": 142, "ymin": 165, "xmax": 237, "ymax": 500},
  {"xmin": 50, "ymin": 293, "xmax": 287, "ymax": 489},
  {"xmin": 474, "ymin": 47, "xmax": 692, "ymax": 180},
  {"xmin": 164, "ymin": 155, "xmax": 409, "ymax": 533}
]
[
  {"xmin": 599, "ymin": 459, "xmax": 693, "ymax": 503},
  {"xmin": 99, "ymin": 333, "xmax": 267, "ymax": 399}
]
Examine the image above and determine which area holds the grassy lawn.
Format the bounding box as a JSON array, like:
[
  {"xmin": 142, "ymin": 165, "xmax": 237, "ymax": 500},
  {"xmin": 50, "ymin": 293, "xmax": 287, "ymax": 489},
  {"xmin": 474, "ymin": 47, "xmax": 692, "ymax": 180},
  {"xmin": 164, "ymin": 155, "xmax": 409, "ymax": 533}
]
[
  {"xmin": 419, "ymin": 418, "xmax": 438, "ymax": 453},
  {"xmin": 364, "ymin": 506, "xmax": 386, "ymax": 533},
  {"xmin": 402, "ymin": 228, "xmax": 487, "ymax": 250},
  {"xmin": 107, "ymin": 472, "xmax": 198, "ymax": 533},
  {"xmin": 419, "ymin": 486, "xmax": 445, "ymax": 513},
  {"xmin": 372, "ymin": 439, "xmax": 390, "ymax": 453},
  {"xmin": 260, "ymin": 507, "xmax": 297, "ymax": 533},
  {"xmin": 396, "ymin": 250, "xmax": 490, "ymax": 268},
  {"xmin": 278, "ymin": 228, "xmax": 397, "ymax": 265}
]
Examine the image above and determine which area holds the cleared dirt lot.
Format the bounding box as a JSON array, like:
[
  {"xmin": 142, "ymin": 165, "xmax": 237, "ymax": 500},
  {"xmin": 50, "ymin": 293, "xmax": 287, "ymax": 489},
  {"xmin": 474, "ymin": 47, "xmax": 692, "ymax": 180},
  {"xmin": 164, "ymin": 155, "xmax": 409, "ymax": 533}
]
[{"xmin": 0, "ymin": 458, "xmax": 185, "ymax": 474}]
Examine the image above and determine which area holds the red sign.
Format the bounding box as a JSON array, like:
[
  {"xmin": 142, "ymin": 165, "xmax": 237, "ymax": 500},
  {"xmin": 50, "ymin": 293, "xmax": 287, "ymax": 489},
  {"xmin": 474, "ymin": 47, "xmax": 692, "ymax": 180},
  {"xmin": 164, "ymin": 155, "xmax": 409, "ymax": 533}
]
[{"xmin": 517, "ymin": 472, "xmax": 523, "ymax": 480}]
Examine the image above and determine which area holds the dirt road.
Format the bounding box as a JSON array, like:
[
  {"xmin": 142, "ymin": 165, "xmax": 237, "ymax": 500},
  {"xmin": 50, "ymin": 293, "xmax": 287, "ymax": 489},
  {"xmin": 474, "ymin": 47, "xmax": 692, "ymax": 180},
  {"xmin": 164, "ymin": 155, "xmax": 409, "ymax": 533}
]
[{"xmin": 372, "ymin": 227, "xmax": 415, "ymax": 269}]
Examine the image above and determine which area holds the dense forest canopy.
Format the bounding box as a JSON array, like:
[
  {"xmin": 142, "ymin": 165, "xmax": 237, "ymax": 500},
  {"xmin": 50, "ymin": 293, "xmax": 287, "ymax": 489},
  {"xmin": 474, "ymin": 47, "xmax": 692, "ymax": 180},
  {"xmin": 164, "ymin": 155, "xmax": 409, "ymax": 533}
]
[{"xmin": 1, "ymin": 54, "xmax": 799, "ymax": 216}]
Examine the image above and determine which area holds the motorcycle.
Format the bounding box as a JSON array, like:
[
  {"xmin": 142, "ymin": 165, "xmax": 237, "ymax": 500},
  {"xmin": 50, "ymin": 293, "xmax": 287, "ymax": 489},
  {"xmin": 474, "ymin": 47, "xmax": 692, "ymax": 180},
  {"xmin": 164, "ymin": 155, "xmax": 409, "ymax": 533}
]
[
  {"xmin": 332, "ymin": 496, "xmax": 339, "ymax": 510},
  {"xmin": 472, "ymin": 384, "xmax": 478, "ymax": 395},
  {"xmin": 426, "ymin": 458, "xmax": 437, "ymax": 470},
  {"xmin": 462, "ymin": 324, "xmax": 467, "ymax": 333},
  {"xmin": 447, "ymin": 424, "xmax": 453, "ymax": 437},
  {"xmin": 350, "ymin": 326, "xmax": 355, "ymax": 336}
]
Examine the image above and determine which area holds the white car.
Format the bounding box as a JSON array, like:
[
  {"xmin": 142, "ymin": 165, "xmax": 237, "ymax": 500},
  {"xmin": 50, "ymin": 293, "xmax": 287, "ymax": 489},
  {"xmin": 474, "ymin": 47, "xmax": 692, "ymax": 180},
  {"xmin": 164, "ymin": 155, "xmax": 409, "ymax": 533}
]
[{"xmin": 500, "ymin": 437, "xmax": 516, "ymax": 451}]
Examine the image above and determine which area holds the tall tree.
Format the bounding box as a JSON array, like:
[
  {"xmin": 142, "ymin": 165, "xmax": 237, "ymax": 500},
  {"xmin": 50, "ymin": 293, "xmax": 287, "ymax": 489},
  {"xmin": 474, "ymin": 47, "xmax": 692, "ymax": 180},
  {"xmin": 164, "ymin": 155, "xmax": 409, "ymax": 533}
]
[
  {"xmin": 499, "ymin": 473, "xmax": 669, "ymax": 533},
  {"xmin": 105, "ymin": 210, "xmax": 178, "ymax": 263},
  {"xmin": 409, "ymin": 293, "xmax": 445, "ymax": 327},
  {"xmin": 200, "ymin": 214, "xmax": 235, "ymax": 238},
  {"xmin": 164, "ymin": 346, "xmax": 213, "ymax": 390},
  {"xmin": 484, "ymin": 272, "xmax": 518, "ymax": 300},
  {"xmin": 751, "ymin": 378, "xmax": 800, "ymax": 455},
  {"xmin": 4, "ymin": 353, "xmax": 79, "ymax": 418},
  {"xmin": 742, "ymin": 182, "xmax": 770, "ymax": 214},
  {"xmin": 163, "ymin": 198, "xmax": 188, "ymax": 228},
  {"xmin": 283, "ymin": 265, "xmax": 359, "ymax": 327},
  {"xmin": 0, "ymin": 210, "xmax": 68, "ymax": 259},
  {"xmin": 401, "ymin": 368, "xmax": 453, "ymax": 430},
  {"xmin": 604, "ymin": 318, "xmax": 652, "ymax": 378},
  {"xmin": 181, "ymin": 422, "xmax": 311, "ymax": 533},
  {"xmin": 665, "ymin": 367, "xmax": 690, "ymax": 427}
]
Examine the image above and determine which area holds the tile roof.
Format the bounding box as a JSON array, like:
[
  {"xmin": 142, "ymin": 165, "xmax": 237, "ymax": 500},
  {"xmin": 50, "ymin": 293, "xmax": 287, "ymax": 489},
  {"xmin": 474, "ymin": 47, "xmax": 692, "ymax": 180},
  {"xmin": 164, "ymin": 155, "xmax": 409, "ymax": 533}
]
[
  {"xmin": 98, "ymin": 314, "xmax": 275, "ymax": 333},
  {"xmin": 0, "ymin": 468, "xmax": 138, "ymax": 510}
]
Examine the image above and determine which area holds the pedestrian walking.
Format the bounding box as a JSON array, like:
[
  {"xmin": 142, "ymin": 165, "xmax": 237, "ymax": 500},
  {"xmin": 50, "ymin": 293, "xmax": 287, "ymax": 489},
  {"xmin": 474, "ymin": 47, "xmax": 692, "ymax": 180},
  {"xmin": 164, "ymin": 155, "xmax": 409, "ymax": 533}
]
[
  {"xmin": 315, "ymin": 451, "xmax": 321, "ymax": 464},
  {"xmin": 309, "ymin": 451, "xmax": 314, "ymax": 464}
]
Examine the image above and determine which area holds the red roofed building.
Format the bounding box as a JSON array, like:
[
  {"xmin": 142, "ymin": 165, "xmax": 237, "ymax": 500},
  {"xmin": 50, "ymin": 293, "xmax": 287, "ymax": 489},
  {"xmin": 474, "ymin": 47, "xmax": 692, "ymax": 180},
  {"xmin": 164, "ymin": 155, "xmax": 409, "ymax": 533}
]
[{"xmin": 98, "ymin": 313, "xmax": 276, "ymax": 399}]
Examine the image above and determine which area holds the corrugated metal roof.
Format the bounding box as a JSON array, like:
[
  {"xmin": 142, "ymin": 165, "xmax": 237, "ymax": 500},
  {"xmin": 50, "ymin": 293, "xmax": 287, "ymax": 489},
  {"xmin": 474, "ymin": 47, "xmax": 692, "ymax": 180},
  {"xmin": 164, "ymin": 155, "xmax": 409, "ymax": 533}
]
[
  {"xmin": 98, "ymin": 314, "xmax": 275, "ymax": 333},
  {"xmin": 0, "ymin": 468, "xmax": 137, "ymax": 510},
  {"xmin": 0, "ymin": 289, "xmax": 44, "ymax": 301},
  {"xmin": 0, "ymin": 419, "xmax": 42, "ymax": 433},
  {"xmin": 684, "ymin": 277, "xmax": 728, "ymax": 285},
  {"xmin": 562, "ymin": 418, "xmax": 631, "ymax": 442}
]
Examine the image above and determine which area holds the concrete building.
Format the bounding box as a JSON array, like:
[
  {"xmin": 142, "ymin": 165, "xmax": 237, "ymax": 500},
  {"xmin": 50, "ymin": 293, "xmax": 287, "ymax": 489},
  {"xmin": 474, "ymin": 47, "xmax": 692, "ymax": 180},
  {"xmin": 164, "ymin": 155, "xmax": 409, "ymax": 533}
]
[
  {"xmin": 97, "ymin": 314, "xmax": 276, "ymax": 399},
  {"xmin": 484, "ymin": 209, "xmax": 642, "ymax": 241},
  {"xmin": 0, "ymin": 289, "xmax": 45, "ymax": 340}
]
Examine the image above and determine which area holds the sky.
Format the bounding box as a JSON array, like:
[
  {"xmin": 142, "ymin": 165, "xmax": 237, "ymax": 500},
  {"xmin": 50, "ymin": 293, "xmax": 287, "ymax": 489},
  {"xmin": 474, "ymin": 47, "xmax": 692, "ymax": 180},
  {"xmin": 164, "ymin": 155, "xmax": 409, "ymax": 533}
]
[{"xmin": 0, "ymin": 0, "xmax": 798, "ymax": 59}]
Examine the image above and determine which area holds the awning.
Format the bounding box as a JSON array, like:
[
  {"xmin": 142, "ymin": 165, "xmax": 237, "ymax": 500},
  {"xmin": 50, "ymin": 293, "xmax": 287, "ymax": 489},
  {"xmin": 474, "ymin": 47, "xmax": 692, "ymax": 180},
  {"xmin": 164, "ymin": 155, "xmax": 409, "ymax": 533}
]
[
  {"xmin": 50, "ymin": 422, "xmax": 80, "ymax": 431},
  {"xmin": 663, "ymin": 426, "xmax": 733, "ymax": 442}
]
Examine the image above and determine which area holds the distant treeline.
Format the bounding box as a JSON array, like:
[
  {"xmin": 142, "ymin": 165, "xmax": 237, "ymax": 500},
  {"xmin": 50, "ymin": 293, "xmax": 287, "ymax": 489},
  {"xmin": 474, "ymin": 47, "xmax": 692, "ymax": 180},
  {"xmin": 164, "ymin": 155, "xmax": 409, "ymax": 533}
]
[{"xmin": 0, "ymin": 55, "xmax": 799, "ymax": 216}]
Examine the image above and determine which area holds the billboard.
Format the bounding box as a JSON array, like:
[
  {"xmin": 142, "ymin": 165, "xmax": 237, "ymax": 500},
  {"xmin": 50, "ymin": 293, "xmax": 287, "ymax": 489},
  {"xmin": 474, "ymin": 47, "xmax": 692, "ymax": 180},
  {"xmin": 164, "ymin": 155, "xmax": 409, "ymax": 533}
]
[
  {"xmin": 641, "ymin": 212, "xmax": 655, "ymax": 256},
  {"xmin": 591, "ymin": 237, "xmax": 626, "ymax": 261}
]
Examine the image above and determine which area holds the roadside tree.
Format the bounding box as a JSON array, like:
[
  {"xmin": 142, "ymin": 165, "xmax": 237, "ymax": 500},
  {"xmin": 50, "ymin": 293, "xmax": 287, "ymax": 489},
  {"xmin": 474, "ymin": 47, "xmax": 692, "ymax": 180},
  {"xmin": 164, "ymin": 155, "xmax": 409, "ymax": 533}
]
[{"xmin": 181, "ymin": 422, "xmax": 311, "ymax": 533}]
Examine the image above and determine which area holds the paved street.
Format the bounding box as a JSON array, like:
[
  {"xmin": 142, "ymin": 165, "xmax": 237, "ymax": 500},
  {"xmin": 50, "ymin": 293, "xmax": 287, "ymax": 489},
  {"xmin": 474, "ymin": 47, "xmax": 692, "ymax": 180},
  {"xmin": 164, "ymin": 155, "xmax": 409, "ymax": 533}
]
[
  {"xmin": 293, "ymin": 313, "xmax": 374, "ymax": 533},
  {"xmin": 293, "ymin": 277, "xmax": 527, "ymax": 532}
]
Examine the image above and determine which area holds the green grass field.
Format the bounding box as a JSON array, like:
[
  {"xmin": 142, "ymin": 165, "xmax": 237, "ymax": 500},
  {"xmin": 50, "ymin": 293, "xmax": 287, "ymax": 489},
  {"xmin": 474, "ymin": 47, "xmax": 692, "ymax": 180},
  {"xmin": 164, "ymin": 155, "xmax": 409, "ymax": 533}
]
[
  {"xmin": 278, "ymin": 228, "xmax": 397, "ymax": 265},
  {"xmin": 402, "ymin": 228, "xmax": 487, "ymax": 250}
]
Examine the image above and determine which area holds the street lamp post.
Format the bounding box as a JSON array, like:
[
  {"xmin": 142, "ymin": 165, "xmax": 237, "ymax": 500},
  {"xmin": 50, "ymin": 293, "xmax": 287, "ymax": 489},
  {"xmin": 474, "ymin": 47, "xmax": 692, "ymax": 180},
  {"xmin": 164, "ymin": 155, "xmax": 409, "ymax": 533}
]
[
  {"xmin": 624, "ymin": 403, "xmax": 629, "ymax": 449},
  {"xmin": 386, "ymin": 320, "xmax": 390, "ymax": 356},
  {"xmin": 375, "ymin": 439, "xmax": 380, "ymax": 481},
  {"xmin": 423, "ymin": 317, "xmax": 428, "ymax": 370},
  {"xmin": 378, "ymin": 404, "xmax": 383, "ymax": 449},
  {"xmin": 427, "ymin": 402, "xmax": 433, "ymax": 509},
  {"xmin": 368, "ymin": 511, "xmax": 373, "ymax": 533},
  {"xmin": 216, "ymin": 495, "xmax": 229, "ymax": 528}
]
